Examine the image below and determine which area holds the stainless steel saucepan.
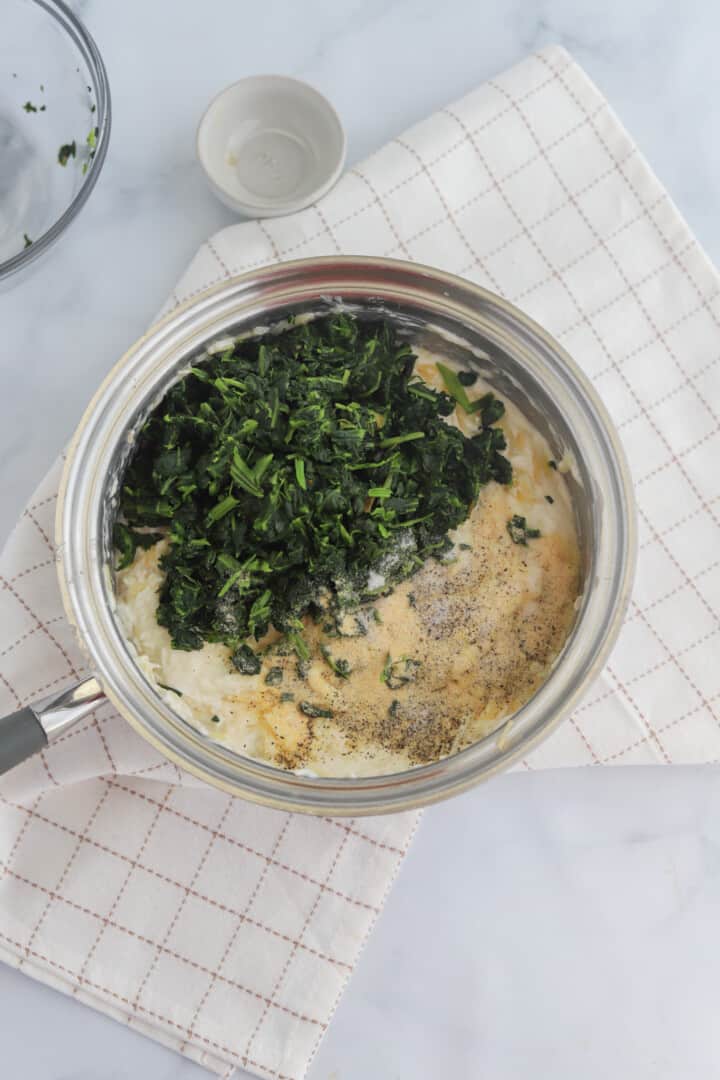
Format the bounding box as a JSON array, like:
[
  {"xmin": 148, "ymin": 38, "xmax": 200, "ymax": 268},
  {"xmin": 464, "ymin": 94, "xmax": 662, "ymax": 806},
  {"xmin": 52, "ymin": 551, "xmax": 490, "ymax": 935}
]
[{"xmin": 0, "ymin": 257, "xmax": 636, "ymax": 815}]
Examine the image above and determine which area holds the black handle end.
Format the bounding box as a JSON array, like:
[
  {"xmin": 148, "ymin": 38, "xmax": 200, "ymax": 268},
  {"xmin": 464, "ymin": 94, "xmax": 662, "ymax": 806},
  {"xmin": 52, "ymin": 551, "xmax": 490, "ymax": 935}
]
[{"xmin": 0, "ymin": 707, "xmax": 48, "ymax": 775}]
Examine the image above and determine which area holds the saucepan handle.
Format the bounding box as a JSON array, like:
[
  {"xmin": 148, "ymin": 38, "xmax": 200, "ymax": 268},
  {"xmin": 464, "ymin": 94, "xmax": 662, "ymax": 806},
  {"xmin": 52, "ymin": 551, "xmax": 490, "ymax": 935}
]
[{"xmin": 0, "ymin": 676, "xmax": 105, "ymax": 776}]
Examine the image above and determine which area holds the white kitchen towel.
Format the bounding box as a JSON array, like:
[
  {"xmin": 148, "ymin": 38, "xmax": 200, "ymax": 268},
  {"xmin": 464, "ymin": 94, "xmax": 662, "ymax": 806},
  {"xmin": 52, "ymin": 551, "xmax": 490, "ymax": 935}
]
[{"xmin": 1, "ymin": 43, "xmax": 719, "ymax": 1080}]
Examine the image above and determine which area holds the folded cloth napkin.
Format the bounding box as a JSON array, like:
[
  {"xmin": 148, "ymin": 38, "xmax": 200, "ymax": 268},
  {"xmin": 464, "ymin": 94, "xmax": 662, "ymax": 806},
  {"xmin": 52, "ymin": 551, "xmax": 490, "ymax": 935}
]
[{"xmin": 1, "ymin": 43, "xmax": 719, "ymax": 1080}]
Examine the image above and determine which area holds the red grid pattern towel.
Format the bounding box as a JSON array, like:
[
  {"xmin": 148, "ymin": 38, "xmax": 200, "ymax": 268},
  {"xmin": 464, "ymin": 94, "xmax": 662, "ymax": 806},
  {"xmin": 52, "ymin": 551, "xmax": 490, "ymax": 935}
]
[{"xmin": 1, "ymin": 45, "xmax": 719, "ymax": 1080}]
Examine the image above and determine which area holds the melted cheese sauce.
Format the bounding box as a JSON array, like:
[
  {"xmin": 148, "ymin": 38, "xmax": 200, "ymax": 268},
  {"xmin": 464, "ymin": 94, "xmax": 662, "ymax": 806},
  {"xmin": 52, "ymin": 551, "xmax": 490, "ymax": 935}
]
[{"xmin": 116, "ymin": 348, "xmax": 580, "ymax": 777}]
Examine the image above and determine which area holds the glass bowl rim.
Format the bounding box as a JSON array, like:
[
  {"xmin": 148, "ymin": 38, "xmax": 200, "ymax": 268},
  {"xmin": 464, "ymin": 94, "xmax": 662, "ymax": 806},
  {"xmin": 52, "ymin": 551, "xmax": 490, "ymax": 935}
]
[{"xmin": 0, "ymin": 0, "xmax": 112, "ymax": 282}]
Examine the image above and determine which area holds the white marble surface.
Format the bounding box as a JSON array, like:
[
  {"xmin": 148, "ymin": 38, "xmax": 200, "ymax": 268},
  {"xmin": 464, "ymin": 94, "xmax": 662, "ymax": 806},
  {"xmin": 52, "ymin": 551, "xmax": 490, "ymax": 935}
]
[{"xmin": 1, "ymin": 0, "xmax": 719, "ymax": 1077}]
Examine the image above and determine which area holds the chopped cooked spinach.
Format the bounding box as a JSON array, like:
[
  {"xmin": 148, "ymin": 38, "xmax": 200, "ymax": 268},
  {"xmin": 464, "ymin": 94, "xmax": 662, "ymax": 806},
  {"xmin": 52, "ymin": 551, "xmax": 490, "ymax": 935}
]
[
  {"xmin": 435, "ymin": 364, "xmax": 505, "ymax": 428},
  {"xmin": 231, "ymin": 643, "xmax": 261, "ymax": 675},
  {"xmin": 113, "ymin": 523, "xmax": 164, "ymax": 570},
  {"xmin": 457, "ymin": 369, "xmax": 478, "ymax": 387},
  {"xmin": 507, "ymin": 514, "xmax": 541, "ymax": 545},
  {"xmin": 288, "ymin": 631, "xmax": 309, "ymax": 662},
  {"xmin": 545, "ymin": 494, "xmax": 554, "ymax": 504},
  {"xmin": 264, "ymin": 666, "xmax": 284, "ymax": 686},
  {"xmin": 116, "ymin": 314, "xmax": 512, "ymax": 654},
  {"xmin": 57, "ymin": 140, "xmax": 76, "ymax": 166},
  {"xmin": 299, "ymin": 701, "xmax": 334, "ymax": 719},
  {"xmin": 23, "ymin": 101, "xmax": 37, "ymax": 113},
  {"xmin": 320, "ymin": 645, "xmax": 351, "ymax": 679},
  {"xmin": 548, "ymin": 459, "xmax": 558, "ymax": 471},
  {"xmin": 381, "ymin": 653, "xmax": 421, "ymax": 689},
  {"xmin": 158, "ymin": 682, "xmax": 182, "ymax": 696},
  {"xmin": 23, "ymin": 233, "xmax": 32, "ymax": 249},
  {"xmin": 435, "ymin": 362, "xmax": 475, "ymax": 413}
]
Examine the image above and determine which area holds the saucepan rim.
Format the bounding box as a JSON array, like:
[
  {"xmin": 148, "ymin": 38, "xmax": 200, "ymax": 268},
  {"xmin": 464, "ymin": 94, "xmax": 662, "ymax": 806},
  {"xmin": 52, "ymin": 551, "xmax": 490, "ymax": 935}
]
[{"xmin": 56, "ymin": 256, "xmax": 636, "ymax": 815}]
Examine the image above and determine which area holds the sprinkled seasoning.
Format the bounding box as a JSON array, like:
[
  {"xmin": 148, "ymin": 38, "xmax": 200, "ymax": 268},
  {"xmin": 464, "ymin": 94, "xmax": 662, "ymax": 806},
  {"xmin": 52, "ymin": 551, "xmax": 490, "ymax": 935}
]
[{"xmin": 507, "ymin": 515, "xmax": 541, "ymax": 545}]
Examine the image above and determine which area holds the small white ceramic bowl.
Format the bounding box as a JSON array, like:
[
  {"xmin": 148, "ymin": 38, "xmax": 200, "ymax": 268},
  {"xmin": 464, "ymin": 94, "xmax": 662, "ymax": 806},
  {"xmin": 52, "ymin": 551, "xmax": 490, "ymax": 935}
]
[{"xmin": 196, "ymin": 75, "xmax": 346, "ymax": 217}]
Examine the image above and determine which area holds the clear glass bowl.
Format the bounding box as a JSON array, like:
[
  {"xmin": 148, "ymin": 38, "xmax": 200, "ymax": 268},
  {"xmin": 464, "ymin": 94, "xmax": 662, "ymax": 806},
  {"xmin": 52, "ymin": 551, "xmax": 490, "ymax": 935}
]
[
  {"xmin": 0, "ymin": 0, "xmax": 110, "ymax": 283},
  {"xmin": 58, "ymin": 257, "xmax": 636, "ymax": 815}
]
